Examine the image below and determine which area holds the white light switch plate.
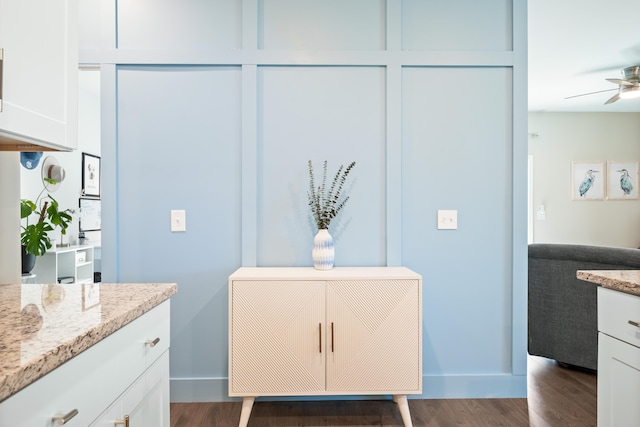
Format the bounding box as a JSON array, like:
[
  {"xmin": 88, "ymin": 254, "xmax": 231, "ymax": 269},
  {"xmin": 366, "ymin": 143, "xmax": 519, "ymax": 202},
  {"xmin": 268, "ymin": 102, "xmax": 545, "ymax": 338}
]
[
  {"xmin": 437, "ymin": 210, "xmax": 457, "ymax": 230},
  {"xmin": 171, "ymin": 210, "xmax": 186, "ymax": 232}
]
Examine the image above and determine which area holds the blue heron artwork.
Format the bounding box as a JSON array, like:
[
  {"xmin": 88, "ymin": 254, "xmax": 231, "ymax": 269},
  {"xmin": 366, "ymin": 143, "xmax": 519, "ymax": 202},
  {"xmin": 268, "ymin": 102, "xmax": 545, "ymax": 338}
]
[
  {"xmin": 617, "ymin": 169, "xmax": 634, "ymax": 196},
  {"xmin": 572, "ymin": 161, "xmax": 604, "ymax": 200},
  {"xmin": 578, "ymin": 169, "xmax": 598, "ymax": 197},
  {"xmin": 607, "ymin": 161, "xmax": 639, "ymax": 200}
]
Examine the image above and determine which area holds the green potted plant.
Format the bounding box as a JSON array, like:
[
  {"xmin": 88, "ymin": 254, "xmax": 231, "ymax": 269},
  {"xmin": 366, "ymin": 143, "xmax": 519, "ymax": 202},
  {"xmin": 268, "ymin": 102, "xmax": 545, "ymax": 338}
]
[
  {"xmin": 20, "ymin": 177, "xmax": 73, "ymax": 273},
  {"xmin": 307, "ymin": 160, "xmax": 356, "ymax": 270}
]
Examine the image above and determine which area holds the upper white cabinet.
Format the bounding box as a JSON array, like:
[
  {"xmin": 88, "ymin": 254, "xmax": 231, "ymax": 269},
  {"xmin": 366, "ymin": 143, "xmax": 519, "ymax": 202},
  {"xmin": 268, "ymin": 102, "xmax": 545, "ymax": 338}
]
[
  {"xmin": 0, "ymin": 0, "xmax": 78, "ymax": 151},
  {"xmin": 229, "ymin": 267, "xmax": 422, "ymax": 427}
]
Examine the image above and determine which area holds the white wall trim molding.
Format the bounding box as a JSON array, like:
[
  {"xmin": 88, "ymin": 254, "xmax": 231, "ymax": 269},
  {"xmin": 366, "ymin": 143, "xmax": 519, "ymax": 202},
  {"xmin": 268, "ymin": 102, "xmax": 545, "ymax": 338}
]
[
  {"xmin": 80, "ymin": 49, "xmax": 514, "ymax": 68},
  {"xmin": 170, "ymin": 374, "xmax": 527, "ymax": 403},
  {"xmin": 510, "ymin": 0, "xmax": 529, "ymax": 379}
]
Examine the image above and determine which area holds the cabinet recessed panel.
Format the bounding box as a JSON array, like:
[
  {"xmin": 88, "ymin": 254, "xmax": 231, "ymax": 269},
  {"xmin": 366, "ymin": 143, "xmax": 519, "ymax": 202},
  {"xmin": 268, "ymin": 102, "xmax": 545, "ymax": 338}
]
[
  {"xmin": 231, "ymin": 281, "xmax": 325, "ymax": 394},
  {"xmin": 326, "ymin": 280, "xmax": 421, "ymax": 392},
  {"xmin": 598, "ymin": 331, "xmax": 640, "ymax": 426}
]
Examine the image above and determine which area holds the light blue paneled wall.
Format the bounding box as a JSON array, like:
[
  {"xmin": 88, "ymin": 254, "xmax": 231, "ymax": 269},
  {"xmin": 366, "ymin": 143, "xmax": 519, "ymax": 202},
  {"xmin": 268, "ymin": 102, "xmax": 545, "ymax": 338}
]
[
  {"xmin": 80, "ymin": 0, "xmax": 528, "ymax": 401},
  {"xmin": 257, "ymin": 66, "xmax": 386, "ymax": 267},
  {"xmin": 115, "ymin": 66, "xmax": 242, "ymax": 380},
  {"xmin": 402, "ymin": 66, "xmax": 513, "ymax": 376}
]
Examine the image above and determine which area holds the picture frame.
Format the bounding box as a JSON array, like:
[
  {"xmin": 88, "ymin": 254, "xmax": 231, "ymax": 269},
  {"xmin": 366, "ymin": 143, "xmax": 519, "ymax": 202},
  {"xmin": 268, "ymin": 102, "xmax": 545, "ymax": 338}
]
[
  {"xmin": 82, "ymin": 152, "xmax": 101, "ymax": 198},
  {"xmin": 607, "ymin": 161, "xmax": 639, "ymax": 200},
  {"xmin": 79, "ymin": 198, "xmax": 101, "ymax": 231},
  {"xmin": 571, "ymin": 161, "xmax": 605, "ymax": 200}
]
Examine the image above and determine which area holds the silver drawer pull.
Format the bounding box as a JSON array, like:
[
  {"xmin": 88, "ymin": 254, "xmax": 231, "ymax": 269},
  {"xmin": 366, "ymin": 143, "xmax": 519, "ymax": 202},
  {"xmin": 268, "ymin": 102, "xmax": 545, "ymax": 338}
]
[
  {"xmin": 145, "ymin": 337, "xmax": 160, "ymax": 347},
  {"xmin": 52, "ymin": 409, "xmax": 79, "ymax": 425},
  {"xmin": 628, "ymin": 320, "xmax": 640, "ymax": 328},
  {"xmin": 115, "ymin": 415, "xmax": 130, "ymax": 426}
]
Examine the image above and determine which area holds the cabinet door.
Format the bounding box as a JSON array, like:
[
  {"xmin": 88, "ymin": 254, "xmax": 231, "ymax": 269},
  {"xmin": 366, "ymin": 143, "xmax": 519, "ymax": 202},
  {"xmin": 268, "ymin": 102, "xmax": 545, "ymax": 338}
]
[
  {"xmin": 326, "ymin": 279, "xmax": 421, "ymax": 393},
  {"xmin": 230, "ymin": 280, "xmax": 325, "ymax": 394},
  {"xmin": 90, "ymin": 350, "xmax": 170, "ymax": 427},
  {"xmin": 0, "ymin": 0, "xmax": 78, "ymax": 150},
  {"xmin": 598, "ymin": 333, "xmax": 640, "ymax": 427},
  {"xmin": 124, "ymin": 350, "xmax": 170, "ymax": 426}
]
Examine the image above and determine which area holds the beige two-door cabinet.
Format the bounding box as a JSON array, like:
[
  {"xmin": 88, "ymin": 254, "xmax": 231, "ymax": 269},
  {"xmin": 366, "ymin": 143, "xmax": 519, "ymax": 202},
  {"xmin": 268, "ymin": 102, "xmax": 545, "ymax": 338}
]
[{"xmin": 229, "ymin": 267, "xmax": 422, "ymax": 427}]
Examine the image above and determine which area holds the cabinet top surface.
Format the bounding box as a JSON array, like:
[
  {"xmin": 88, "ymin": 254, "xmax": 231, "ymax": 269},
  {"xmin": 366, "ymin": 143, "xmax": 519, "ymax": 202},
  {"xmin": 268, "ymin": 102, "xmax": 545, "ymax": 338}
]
[
  {"xmin": 42, "ymin": 244, "xmax": 94, "ymax": 254},
  {"xmin": 0, "ymin": 282, "xmax": 177, "ymax": 403},
  {"xmin": 577, "ymin": 270, "xmax": 640, "ymax": 297},
  {"xmin": 230, "ymin": 266, "xmax": 421, "ymax": 280}
]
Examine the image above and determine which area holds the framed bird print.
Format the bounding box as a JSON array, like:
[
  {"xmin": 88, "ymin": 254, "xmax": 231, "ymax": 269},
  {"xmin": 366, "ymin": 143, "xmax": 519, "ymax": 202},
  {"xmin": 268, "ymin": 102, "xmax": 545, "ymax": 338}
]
[
  {"xmin": 607, "ymin": 161, "xmax": 639, "ymax": 200},
  {"xmin": 571, "ymin": 161, "xmax": 605, "ymax": 200}
]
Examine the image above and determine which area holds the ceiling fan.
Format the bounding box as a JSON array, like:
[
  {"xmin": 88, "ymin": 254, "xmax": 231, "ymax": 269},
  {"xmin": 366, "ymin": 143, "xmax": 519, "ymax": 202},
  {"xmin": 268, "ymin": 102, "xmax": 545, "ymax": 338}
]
[{"xmin": 566, "ymin": 65, "xmax": 640, "ymax": 104}]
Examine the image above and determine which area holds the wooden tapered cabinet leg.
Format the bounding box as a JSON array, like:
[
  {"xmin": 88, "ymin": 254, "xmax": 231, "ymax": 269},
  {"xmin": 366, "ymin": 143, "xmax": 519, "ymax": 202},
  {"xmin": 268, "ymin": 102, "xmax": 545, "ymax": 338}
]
[
  {"xmin": 393, "ymin": 394, "xmax": 413, "ymax": 427},
  {"xmin": 238, "ymin": 397, "xmax": 255, "ymax": 427}
]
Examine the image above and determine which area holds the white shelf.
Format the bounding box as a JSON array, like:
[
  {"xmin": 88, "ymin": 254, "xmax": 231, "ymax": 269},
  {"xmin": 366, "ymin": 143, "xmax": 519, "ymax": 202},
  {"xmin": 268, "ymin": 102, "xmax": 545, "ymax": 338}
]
[{"xmin": 32, "ymin": 245, "xmax": 94, "ymax": 284}]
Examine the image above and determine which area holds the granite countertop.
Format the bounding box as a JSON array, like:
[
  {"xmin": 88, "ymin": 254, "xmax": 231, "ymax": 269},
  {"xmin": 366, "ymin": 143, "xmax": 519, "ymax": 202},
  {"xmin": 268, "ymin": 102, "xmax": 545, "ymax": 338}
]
[
  {"xmin": 577, "ymin": 270, "xmax": 640, "ymax": 297},
  {"xmin": 0, "ymin": 282, "xmax": 177, "ymax": 403}
]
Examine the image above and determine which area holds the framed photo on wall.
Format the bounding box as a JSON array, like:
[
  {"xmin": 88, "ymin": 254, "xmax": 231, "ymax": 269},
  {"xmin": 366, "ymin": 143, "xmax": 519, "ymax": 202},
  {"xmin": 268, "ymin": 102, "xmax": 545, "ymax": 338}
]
[
  {"xmin": 82, "ymin": 153, "xmax": 101, "ymax": 198},
  {"xmin": 79, "ymin": 198, "xmax": 101, "ymax": 231},
  {"xmin": 571, "ymin": 161, "xmax": 605, "ymax": 200},
  {"xmin": 607, "ymin": 161, "xmax": 639, "ymax": 200}
]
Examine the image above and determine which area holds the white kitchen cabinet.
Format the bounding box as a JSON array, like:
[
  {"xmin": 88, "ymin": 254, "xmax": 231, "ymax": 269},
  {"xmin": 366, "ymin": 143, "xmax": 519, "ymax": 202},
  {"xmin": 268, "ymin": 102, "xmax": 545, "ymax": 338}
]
[
  {"xmin": 597, "ymin": 287, "xmax": 640, "ymax": 427},
  {"xmin": 90, "ymin": 350, "xmax": 170, "ymax": 427},
  {"xmin": 0, "ymin": 0, "xmax": 78, "ymax": 151},
  {"xmin": 32, "ymin": 245, "xmax": 94, "ymax": 284},
  {"xmin": 229, "ymin": 267, "xmax": 422, "ymax": 427},
  {"xmin": 0, "ymin": 300, "xmax": 171, "ymax": 427}
]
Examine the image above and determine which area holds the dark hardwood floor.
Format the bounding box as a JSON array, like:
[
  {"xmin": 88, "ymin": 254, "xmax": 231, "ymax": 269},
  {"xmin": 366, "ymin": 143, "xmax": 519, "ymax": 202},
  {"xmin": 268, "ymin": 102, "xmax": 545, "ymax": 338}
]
[{"xmin": 170, "ymin": 355, "xmax": 597, "ymax": 427}]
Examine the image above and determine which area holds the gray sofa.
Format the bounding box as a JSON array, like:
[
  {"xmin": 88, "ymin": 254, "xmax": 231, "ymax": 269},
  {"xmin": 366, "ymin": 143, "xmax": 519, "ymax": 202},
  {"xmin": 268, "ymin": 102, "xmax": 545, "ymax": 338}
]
[{"xmin": 528, "ymin": 243, "xmax": 640, "ymax": 371}]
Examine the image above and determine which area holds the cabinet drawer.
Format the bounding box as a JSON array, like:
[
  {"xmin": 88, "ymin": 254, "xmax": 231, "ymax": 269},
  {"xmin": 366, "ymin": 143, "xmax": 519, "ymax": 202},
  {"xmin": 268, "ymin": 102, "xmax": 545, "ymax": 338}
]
[
  {"xmin": 598, "ymin": 287, "xmax": 640, "ymax": 348},
  {"xmin": 0, "ymin": 300, "xmax": 170, "ymax": 427}
]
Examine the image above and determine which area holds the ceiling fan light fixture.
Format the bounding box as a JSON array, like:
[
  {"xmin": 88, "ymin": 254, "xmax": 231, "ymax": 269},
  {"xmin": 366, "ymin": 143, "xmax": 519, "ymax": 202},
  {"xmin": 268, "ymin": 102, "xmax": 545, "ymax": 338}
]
[{"xmin": 618, "ymin": 85, "xmax": 640, "ymax": 99}]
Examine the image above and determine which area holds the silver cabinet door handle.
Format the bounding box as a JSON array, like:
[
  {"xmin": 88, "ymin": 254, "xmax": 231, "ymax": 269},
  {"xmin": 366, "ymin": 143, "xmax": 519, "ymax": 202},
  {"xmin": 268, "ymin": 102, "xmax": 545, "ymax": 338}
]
[
  {"xmin": 52, "ymin": 409, "xmax": 79, "ymax": 425},
  {"xmin": 145, "ymin": 337, "xmax": 160, "ymax": 347}
]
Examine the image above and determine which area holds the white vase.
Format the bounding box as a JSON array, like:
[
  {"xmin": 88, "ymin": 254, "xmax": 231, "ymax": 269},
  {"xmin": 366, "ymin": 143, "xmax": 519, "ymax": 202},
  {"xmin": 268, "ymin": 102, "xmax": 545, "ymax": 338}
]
[{"xmin": 312, "ymin": 229, "xmax": 335, "ymax": 270}]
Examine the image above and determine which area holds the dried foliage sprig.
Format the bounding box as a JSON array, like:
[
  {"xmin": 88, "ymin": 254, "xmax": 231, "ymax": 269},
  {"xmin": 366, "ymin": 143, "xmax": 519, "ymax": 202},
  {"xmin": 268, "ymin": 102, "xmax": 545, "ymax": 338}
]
[{"xmin": 307, "ymin": 160, "xmax": 356, "ymax": 230}]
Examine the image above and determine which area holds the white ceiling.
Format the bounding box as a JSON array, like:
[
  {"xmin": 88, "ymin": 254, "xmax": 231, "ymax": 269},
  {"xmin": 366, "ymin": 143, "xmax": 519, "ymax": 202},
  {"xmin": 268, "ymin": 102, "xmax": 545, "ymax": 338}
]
[{"xmin": 528, "ymin": 0, "xmax": 640, "ymax": 112}]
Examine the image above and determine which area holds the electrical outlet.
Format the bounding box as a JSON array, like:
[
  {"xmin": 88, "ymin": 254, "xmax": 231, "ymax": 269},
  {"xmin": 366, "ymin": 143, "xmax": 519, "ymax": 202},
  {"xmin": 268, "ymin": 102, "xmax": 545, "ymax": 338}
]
[
  {"xmin": 171, "ymin": 210, "xmax": 186, "ymax": 232},
  {"xmin": 437, "ymin": 210, "xmax": 457, "ymax": 230}
]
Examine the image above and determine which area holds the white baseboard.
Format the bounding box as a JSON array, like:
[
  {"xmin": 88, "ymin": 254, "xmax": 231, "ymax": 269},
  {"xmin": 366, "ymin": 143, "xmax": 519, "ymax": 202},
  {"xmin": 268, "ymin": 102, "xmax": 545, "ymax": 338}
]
[{"xmin": 169, "ymin": 374, "xmax": 527, "ymax": 403}]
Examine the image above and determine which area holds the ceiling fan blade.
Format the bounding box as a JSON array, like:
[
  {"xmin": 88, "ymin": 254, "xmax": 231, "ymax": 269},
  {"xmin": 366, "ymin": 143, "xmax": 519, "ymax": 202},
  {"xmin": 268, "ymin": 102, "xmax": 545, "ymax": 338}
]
[
  {"xmin": 606, "ymin": 78, "xmax": 635, "ymax": 86},
  {"xmin": 604, "ymin": 93, "xmax": 620, "ymax": 104},
  {"xmin": 564, "ymin": 88, "xmax": 618, "ymax": 100}
]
